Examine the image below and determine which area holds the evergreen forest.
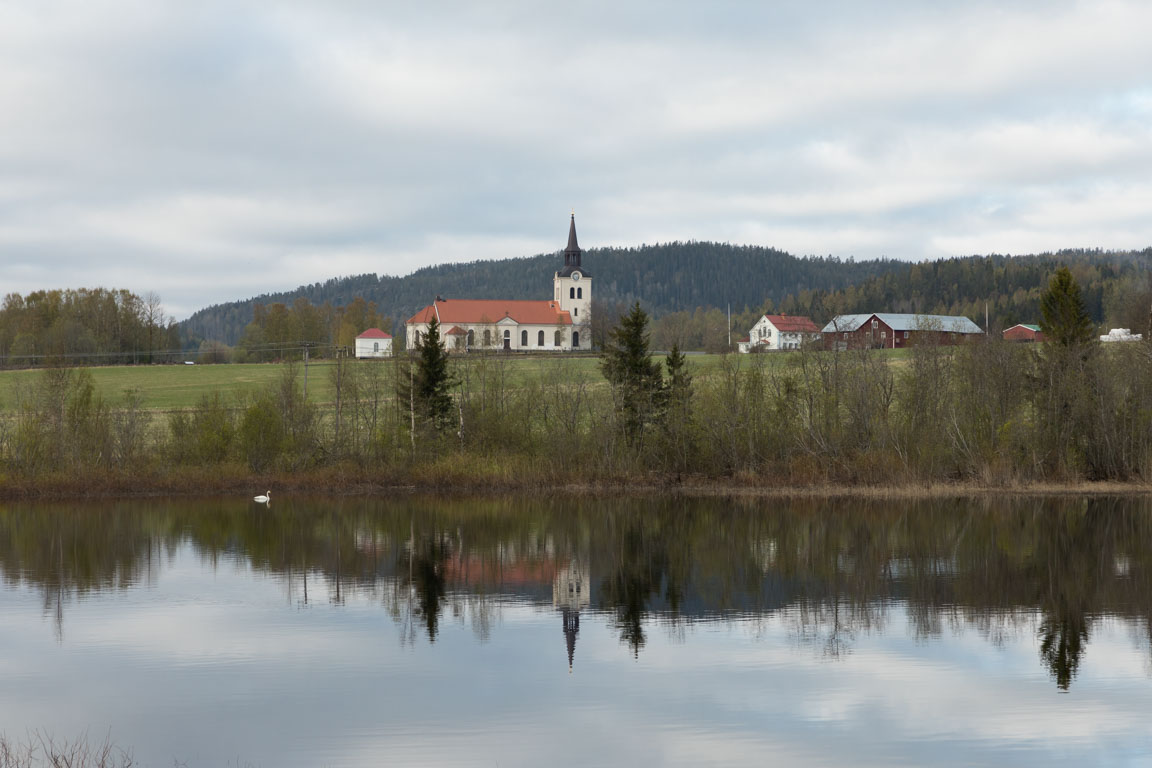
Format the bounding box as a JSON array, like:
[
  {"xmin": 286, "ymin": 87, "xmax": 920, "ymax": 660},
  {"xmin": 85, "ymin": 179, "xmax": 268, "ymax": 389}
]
[
  {"xmin": 180, "ymin": 242, "xmax": 906, "ymax": 346},
  {"xmin": 182, "ymin": 243, "xmax": 1151, "ymax": 354}
]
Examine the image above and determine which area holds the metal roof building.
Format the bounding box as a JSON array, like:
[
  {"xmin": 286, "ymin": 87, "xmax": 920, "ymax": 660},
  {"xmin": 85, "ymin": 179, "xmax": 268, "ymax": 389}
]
[{"xmin": 822, "ymin": 313, "xmax": 983, "ymax": 334}]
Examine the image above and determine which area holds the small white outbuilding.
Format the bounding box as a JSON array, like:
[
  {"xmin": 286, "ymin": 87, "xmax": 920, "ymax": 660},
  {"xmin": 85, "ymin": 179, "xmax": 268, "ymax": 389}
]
[{"xmin": 355, "ymin": 328, "xmax": 393, "ymax": 358}]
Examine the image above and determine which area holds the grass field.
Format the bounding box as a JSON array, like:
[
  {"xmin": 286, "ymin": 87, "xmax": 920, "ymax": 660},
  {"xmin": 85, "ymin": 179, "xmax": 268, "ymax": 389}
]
[{"xmin": 0, "ymin": 349, "xmax": 910, "ymax": 412}]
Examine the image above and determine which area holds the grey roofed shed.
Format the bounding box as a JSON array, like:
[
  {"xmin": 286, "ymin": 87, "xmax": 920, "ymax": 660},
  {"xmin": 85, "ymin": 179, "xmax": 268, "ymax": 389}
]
[{"xmin": 821, "ymin": 313, "xmax": 983, "ymax": 334}]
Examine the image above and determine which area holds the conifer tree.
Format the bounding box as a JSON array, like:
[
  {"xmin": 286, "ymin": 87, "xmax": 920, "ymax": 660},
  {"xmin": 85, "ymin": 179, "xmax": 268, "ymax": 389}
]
[
  {"xmin": 1040, "ymin": 267, "xmax": 1096, "ymax": 348},
  {"xmin": 661, "ymin": 343, "xmax": 695, "ymax": 470},
  {"xmin": 600, "ymin": 303, "xmax": 664, "ymax": 443},
  {"xmin": 1036, "ymin": 266, "xmax": 1096, "ymax": 476},
  {"xmin": 664, "ymin": 344, "xmax": 692, "ymax": 410},
  {"xmin": 413, "ymin": 316, "xmax": 456, "ymax": 430}
]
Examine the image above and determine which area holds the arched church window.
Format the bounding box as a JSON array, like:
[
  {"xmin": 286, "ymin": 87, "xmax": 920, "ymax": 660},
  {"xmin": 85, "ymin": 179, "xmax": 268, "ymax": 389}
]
[
  {"xmin": 483, "ymin": 330, "xmax": 491, "ymax": 346},
  {"xmin": 467, "ymin": 329, "xmax": 475, "ymax": 347},
  {"xmin": 573, "ymin": 331, "xmax": 580, "ymax": 347},
  {"xmin": 521, "ymin": 330, "xmax": 528, "ymax": 347},
  {"xmin": 537, "ymin": 330, "xmax": 544, "ymax": 346},
  {"xmin": 577, "ymin": 287, "xmax": 582, "ymax": 299},
  {"xmin": 554, "ymin": 330, "xmax": 562, "ymax": 346},
  {"xmin": 570, "ymin": 287, "xmax": 575, "ymax": 299}
]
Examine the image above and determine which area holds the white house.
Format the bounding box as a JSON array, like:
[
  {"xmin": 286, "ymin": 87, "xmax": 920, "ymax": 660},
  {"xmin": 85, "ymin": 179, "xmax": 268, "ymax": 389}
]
[
  {"xmin": 354, "ymin": 328, "xmax": 393, "ymax": 358},
  {"xmin": 406, "ymin": 215, "xmax": 592, "ymax": 352},
  {"xmin": 740, "ymin": 313, "xmax": 821, "ymax": 352}
]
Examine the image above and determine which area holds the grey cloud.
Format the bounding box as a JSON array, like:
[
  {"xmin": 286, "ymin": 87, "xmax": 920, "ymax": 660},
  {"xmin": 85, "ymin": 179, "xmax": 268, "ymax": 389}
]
[{"xmin": 0, "ymin": 0, "xmax": 1150, "ymax": 319}]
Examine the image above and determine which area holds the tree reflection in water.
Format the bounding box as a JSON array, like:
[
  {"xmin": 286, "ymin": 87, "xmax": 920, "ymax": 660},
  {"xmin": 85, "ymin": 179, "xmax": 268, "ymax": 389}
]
[
  {"xmin": 1, "ymin": 495, "xmax": 1151, "ymax": 689},
  {"xmin": 401, "ymin": 532, "xmax": 449, "ymax": 642}
]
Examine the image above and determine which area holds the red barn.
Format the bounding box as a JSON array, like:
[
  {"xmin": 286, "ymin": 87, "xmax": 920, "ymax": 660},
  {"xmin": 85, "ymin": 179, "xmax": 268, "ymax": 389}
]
[
  {"xmin": 821, "ymin": 313, "xmax": 984, "ymax": 350},
  {"xmin": 1003, "ymin": 324, "xmax": 1046, "ymax": 343}
]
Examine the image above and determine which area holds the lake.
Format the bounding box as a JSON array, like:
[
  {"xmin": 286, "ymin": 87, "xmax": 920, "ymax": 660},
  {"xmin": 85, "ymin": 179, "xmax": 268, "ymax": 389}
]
[{"xmin": 1, "ymin": 495, "xmax": 1151, "ymax": 766}]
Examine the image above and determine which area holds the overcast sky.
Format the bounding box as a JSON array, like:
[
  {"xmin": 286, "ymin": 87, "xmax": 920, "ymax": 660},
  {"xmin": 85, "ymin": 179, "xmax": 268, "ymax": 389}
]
[{"xmin": 2, "ymin": 0, "xmax": 1151, "ymax": 319}]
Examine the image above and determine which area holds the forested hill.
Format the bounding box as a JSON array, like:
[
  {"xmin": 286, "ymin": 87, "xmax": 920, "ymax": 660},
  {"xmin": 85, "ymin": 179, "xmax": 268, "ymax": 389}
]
[
  {"xmin": 770, "ymin": 248, "xmax": 1151, "ymax": 332},
  {"xmin": 181, "ymin": 242, "xmax": 902, "ymax": 345}
]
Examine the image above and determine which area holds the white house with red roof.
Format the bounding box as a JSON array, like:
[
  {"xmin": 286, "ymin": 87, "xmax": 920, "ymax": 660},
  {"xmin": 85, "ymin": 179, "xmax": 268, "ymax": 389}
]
[
  {"xmin": 406, "ymin": 215, "xmax": 591, "ymax": 352},
  {"xmin": 354, "ymin": 327, "xmax": 393, "ymax": 358},
  {"xmin": 741, "ymin": 313, "xmax": 821, "ymax": 352}
]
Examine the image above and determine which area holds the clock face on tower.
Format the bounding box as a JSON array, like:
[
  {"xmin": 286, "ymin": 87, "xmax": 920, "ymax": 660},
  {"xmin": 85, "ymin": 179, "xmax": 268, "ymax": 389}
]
[{"xmin": 571, "ymin": 271, "xmax": 581, "ymax": 281}]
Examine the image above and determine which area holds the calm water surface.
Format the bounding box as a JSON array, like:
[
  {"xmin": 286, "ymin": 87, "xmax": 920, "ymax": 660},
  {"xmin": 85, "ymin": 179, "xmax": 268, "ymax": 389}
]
[{"xmin": 2, "ymin": 495, "xmax": 1152, "ymax": 766}]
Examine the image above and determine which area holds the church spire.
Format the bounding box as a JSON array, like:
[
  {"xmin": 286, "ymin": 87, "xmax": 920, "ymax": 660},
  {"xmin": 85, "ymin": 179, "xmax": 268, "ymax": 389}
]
[
  {"xmin": 558, "ymin": 213, "xmax": 589, "ymax": 277},
  {"xmin": 566, "ymin": 213, "xmax": 580, "ymax": 256},
  {"xmin": 562, "ymin": 606, "xmax": 579, "ymax": 673}
]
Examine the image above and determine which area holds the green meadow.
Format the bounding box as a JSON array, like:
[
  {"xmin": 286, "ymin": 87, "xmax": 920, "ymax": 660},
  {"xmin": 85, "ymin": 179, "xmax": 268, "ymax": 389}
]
[
  {"xmin": 0, "ymin": 350, "xmax": 911, "ymax": 413},
  {"xmin": 0, "ymin": 361, "xmax": 340, "ymax": 411},
  {"xmin": 0, "ymin": 355, "xmax": 690, "ymax": 412}
]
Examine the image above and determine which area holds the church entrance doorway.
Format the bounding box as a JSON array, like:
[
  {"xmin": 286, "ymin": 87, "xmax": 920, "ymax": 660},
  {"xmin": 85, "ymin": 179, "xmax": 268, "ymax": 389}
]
[{"xmin": 503, "ymin": 330, "xmax": 511, "ymax": 351}]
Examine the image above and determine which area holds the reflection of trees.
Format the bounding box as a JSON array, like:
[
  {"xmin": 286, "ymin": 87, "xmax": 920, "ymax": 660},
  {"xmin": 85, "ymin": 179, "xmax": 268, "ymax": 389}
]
[
  {"xmin": 597, "ymin": 515, "xmax": 686, "ymax": 656},
  {"xmin": 1029, "ymin": 502, "xmax": 1112, "ymax": 690},
  {"xmin": 1, "ymin": 496, "xmax": 1151, "ymax": 689},
  {"xmin": 1039, "ymin": 615, "xmax": 1088, "ymax": 690},
  {"xmin": 401, "ymin": 532, "xmax": 449, "ymax": 641}
]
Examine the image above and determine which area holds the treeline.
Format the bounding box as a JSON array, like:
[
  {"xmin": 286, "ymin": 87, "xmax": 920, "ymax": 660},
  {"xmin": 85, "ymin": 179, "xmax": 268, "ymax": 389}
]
[
  {"xmin": 181, "ymin": 241, "xmax": 905, "ymax": 345},
  {"xmin": 226, "ymin": 295, "xmax": 394, "ymax": 363},
  {"xmin": 0, "ymin": 288, "xmax": 179, "ymax": 367},
  {"xmin": 1, "ymin": 268, "xmax": 1148, "ymax": 487},
  {"xmin": 768, "ymin": 248, "xmax": 1151, "ymax": 333},
  {"xmin": 2, "ymin": 321, "xmax": 1150, "ymax": 489},
  {"xmin": 4, "ymin": 496, "xmax": 1151, "ymax": 690},
  {"xmin": 181, "ymin": 243, "xmax": 1150, "ymax": 352}
]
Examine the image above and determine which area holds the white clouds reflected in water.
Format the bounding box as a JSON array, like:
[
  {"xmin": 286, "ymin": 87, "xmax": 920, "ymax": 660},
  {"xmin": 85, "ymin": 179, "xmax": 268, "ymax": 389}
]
[
  {"xmin": 3, "ymin": 544, "xmax": 1152, "ymax": 767},
  {"xmin": 1, "ymin": 0, "xmax": 1151, "ymax": 318}
]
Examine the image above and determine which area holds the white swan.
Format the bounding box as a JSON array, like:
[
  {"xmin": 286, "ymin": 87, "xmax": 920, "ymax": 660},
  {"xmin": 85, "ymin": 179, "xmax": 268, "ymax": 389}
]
[{"xmin": 253, "ymin": 491, "xmax": 271, "ymax": 503}]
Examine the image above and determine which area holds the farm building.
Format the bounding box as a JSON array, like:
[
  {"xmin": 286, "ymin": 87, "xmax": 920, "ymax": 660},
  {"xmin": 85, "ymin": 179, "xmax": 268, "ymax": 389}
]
[
  {"xmin": 740, "ymin": 314, "xmax": 821, "ymax": 352},
  {"xmin": 822, "ymin": 313, "xmax": 983, "ymax": 350},
  {"xmin": 406, "ymin": 215, "xmax": 590, "ymax": 352},
  {"xmin": 354, "ymin": 328, "xmax": 393, "ymax": 358},
  {"xmin": 1003, "ymin": 324, "xmax": 1046, "ymax": 343}
]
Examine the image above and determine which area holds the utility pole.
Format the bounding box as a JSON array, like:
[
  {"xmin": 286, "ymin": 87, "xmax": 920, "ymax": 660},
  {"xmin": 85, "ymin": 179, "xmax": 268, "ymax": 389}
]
[
  {"xmin": 303, "ymin": 344, "xmax": 309, "ymax": 399},
  {"xmin": 727, "ymin": 303, "xmax": 731, "ymax": 348}
]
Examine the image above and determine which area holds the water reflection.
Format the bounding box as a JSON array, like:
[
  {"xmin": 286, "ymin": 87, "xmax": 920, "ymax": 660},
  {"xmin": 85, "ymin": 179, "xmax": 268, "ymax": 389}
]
[
  {"xmin": 2, "ymin": 495, "xmax": 1152, "ymax": 692},
  {"xmin": 554, "ymin": 558, "xmax": 588, "ymax": 670}
]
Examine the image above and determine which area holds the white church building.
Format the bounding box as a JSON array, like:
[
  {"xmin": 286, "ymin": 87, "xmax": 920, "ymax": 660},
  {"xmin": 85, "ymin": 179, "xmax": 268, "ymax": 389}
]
[{"xmin": 406, "ymin": 215, "xmax": 592, "ymax": 352}]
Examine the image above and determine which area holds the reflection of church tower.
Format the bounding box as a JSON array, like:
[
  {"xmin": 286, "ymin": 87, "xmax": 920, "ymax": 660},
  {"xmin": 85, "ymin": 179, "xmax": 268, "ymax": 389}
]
[{"xmin": 553, "ymin": 558, "xmax": 590, "ymax": 672}]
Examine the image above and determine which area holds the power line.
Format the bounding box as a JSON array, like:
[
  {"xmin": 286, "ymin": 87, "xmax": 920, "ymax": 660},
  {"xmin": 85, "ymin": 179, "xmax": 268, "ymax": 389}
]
[{"xmin": 0, "ymin": 341, "xmax": 341, "ymax": 365}]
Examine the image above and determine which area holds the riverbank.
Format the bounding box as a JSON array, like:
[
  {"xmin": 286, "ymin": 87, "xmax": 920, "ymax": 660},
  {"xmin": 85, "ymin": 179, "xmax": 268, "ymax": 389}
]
[{"xmin": 2, "ymin": 464, "xmax": 1148, "ymax": 501}]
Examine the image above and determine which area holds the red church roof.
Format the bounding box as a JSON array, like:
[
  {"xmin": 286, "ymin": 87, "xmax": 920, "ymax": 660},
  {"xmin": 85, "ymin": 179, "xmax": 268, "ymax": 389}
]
[
  {"xmin": 408, "ymin": 299, "xmax": 572, "ymax": 326},
  {"xmin": 765, "ymin": 314, "xmax": 820, "ymax": 333},
  {"xmin": 356, "ymin": 328, "xmax": 392, "ymax": 339}
]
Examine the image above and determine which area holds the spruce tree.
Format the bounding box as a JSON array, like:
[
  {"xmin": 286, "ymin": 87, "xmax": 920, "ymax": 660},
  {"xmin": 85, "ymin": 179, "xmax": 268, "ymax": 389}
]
[
  {"xmin": 661, "ymin": 343, "xmax": 695, "ymax": 470},
  {"xmin": 414, "ymin": 316, "xmax": 456, "ymax": 430},
  {"xmin": 1040, "ymin": 267, "xmax": 1096, "ymax": 348},
  {"xmin": 1036, "ymin": 266, "xmax": 1095, "ymax": 476},
  {"xmin": 600, "ymin": 303, "xmax": 664, "ymax": 443},
  {"xmin": 664, "ymin": 344, "xmax": 692, "ymax": 410}
]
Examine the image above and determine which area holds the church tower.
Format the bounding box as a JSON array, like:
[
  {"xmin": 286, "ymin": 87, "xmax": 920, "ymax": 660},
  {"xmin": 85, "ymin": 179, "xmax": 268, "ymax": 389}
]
[{"xmin": 554, "ymin": 214, "xmax": 591, "ymax": 349}]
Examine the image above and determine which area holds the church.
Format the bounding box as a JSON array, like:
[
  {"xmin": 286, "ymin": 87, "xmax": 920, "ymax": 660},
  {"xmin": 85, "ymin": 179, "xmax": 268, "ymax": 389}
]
[{"xmin": 405, "ymin": 215, "xmax": 592, "ymax": 352}]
